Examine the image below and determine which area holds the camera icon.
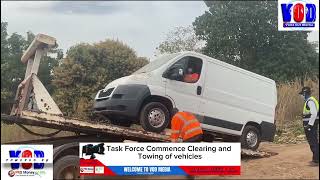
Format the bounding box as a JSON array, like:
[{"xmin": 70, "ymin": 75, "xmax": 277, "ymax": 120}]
[{"xmin": 81, "ymin": 143, "xmax": 105, "ymax": 159}]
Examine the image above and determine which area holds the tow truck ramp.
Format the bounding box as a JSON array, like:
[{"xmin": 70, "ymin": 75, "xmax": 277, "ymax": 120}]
[
  {"xmin": 2, "ymin": 111, "xmax": 168, "ymax": 142},
  {"xmin": 1, "ymin": 112, "xmax": 273, "ymax": 158}
]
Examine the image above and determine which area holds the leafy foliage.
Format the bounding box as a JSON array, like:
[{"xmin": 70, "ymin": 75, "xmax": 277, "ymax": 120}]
[
  {"xmin": 1, "ymin": 22, "xmax": 28, "ymax": 113},
  {"xmin": 193, "ymin": 1, "xmax": 319, "ymax": 82},
  {"xmin": 156, "ymin": 25, "xmax": 204, "ymax": 55},
  {"xmin": 1, "ymin": 22, "xmax": 9, "ymax": 61},
  {"xmin": 52, "ymin": 40, "xmax": 148, "ymax": 118}
]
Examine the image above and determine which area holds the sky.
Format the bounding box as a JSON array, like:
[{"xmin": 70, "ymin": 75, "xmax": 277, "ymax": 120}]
[{"xmin": 1, "ymin": 1, "xmax": 319, "ymax": 59}]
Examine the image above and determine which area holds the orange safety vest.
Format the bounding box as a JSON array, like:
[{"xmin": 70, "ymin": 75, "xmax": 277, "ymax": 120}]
[
  {"xmin": 184, "ymin": 73, "xmax": 199, "ymax": 83},
  {"xmin": 170, "ymin": 112, "xmax": 203, "ymax": 141}
]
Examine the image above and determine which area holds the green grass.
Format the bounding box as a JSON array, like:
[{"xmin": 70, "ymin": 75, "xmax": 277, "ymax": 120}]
[{"xmin": 1, "ymin": 122, "xmax": 75, "ymax": 143}]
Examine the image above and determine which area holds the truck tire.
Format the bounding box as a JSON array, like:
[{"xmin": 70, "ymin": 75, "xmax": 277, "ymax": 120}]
[
  {"xmin": 140, "ymin": 102, "xmax": 170, "ymax": 133},
  {"xmin": 240, "ymin": 125, "xmax": 261, "ymax": 150},
  {"xmin": 54, "ymin": 155, "xmax": 83, "ymax": 180}
]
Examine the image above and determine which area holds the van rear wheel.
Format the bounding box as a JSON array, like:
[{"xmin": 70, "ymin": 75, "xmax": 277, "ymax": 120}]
[
  {"xmin": 140, "ymin": 102, "xmax": 170, "ymax": 133},
  {"xmin": 240, "ymin": 125, "xmax": 261, "ymax": 150}
]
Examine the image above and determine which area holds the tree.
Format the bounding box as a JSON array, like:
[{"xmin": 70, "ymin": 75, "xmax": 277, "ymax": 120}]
[
  {"xmin": 1, "ymin": 29, "xmax": 28, "ymax": 113},
  {"xmin": 1, "ymin": 21, "xmax": 11, "ymax": 112},
  {"xmin": 1, "ymin": 22, "xmax": 9, "ymax": 61},
  {"xmin": 156, "ymin": 25, "xmax": 204, "ymax": 55},
  {"xmin": 52, "ymin": 39, "xmax": 148, "ymax": 118},
  {"xmin": 193, "ymin": 1, "xmax": 319, "ymax": 82}
]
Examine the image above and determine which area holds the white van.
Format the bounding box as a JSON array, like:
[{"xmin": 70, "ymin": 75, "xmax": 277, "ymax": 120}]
[{"xmin": 94, "ymin": 51, "xmax": 277, "ymax": 150}]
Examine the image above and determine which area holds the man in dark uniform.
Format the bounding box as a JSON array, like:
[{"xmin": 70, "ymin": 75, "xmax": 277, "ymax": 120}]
[{"xmin": 299, "ymin": 87, "xmax": 319, "ymax": 166}]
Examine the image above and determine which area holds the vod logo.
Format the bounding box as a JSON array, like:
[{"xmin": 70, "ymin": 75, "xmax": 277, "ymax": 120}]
[
  {"xmin": 1, "ymin": 145, "xmax": 53, "ymax": 179},
  {"xmin": 278, "ymin": 0, "xmax": 319, "ymax": 31},
  {"xmin": 8, "ymin": 148, "xmax": 47, "ymax": 170}
]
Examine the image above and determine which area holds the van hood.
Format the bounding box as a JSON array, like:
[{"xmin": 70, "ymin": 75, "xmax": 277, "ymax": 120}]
[{"xmin": 104, "ymin": 73, "xmax": 150, "ymax": 89}]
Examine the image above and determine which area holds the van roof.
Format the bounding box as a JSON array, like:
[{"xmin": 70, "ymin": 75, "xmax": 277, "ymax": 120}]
[{"xmin": 179, "ymin": 51, "xmax": 275, "ymax": 84}]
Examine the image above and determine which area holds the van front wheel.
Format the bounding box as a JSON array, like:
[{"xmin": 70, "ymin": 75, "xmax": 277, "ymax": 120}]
[
  {"xmin": 140, "ymin": 102, "xmax": 170, "ymax": 133},
  {"xmin": 240, "ymin": 125, "xmax": 261, "ymax": 150}
]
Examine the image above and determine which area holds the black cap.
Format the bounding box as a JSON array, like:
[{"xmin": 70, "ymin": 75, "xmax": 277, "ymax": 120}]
[{"xmin": 299, "ymin": 86, "xmax": 311, "ymax": 95}]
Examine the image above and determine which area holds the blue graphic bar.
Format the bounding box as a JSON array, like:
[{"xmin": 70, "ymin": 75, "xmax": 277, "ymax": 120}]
[
  {"xmin": 108, "ymin": 166, "xmax": 187, "ymax": 175},
  {"xmin": 283, "ymin": 23, "xmax": 315, "ymax": 27}
]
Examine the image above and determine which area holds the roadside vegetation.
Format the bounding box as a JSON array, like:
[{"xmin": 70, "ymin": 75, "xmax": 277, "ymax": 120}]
[
  {"xmin": 275, "ymin": 77, "xmax": 319, "ymax": 144},
  {"xmin": 1, "ymin": 123, "xmax": 75, "ymax": 143}
]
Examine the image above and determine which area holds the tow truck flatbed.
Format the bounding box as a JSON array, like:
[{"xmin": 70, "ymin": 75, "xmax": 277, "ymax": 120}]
[{"xmin": 1, "ymin": 112, "xmax": 274, "ymax": 159}]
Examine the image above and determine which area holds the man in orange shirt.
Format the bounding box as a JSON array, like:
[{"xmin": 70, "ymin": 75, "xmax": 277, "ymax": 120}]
[
  {"xmin": 183, "ymin": 68, "xmax": 199, "ymax": 83},
  {"xmin": 170, "ymin": 109, "xmax": 203, "ymax": 142}
]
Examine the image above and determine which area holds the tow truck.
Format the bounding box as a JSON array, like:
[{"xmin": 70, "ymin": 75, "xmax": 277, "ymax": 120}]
[{"xmin": 1, "ymin": 34, "xmax": 273, "ymax": 179}]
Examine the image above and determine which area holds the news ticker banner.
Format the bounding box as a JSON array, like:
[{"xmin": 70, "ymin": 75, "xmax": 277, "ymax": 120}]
[
  {"xmin": 79, "ymin": 142, "xmax": 241, "ymax": 176},
  {"xmin": 1, "ymin": 145, "xmax": 53, "ymax": 180}
]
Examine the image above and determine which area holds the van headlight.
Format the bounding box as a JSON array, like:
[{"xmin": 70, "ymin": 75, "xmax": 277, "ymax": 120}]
[{"xmin": 95, "ymin": 87, "xmax": 115, "ymax": 100}]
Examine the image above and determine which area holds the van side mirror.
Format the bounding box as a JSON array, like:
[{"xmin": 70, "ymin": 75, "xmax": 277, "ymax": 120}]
[{"xmin": 163, "ymin": 65, "xmax": 184, "ymax": 81}]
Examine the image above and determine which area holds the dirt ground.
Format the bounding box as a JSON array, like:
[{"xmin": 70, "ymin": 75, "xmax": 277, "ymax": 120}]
[{"xmin": 200, "ymin": 142, "xmax": 319, "ymax": 179}]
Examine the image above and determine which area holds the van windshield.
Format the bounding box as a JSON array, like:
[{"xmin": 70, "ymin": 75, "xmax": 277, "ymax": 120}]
[{"xmin": 133, "ymin": 53, "xmax": 180, "ymax": 74}]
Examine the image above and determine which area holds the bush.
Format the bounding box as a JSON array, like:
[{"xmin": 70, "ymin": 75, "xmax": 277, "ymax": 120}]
[
  {"xmin": 275, "ymin": 77, "xmax": 319, "ymax": 143},
  {"xmin": 52, "ymin": 40, "xmax": 148, "ymax": 119}
]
